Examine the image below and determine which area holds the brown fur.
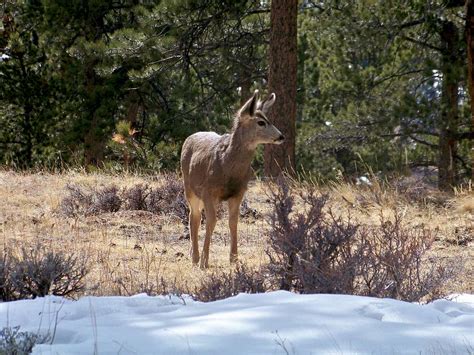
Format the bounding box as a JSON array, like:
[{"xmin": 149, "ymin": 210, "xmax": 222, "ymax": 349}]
[{"xmin": 180, "ymin": 90, "xmax": 284, "ymax": 268}]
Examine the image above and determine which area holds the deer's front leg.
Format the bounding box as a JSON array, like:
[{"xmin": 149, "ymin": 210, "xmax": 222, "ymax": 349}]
[
  {"xmin": 228, "ymin": 194, "xmax": 244, "ymax": 264},
  {"xmin": 201, "ymin": 199, "xmax": 217, "ymax": 269},
  {"xmin": 187, "ymin": 195, "xmax": 202, "ymax": 265}
]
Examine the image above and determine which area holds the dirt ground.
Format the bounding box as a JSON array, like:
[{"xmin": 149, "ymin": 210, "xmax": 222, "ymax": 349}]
[{"xmin": 0, "ymin": 169, "xmax": 472, "ymax": 296}]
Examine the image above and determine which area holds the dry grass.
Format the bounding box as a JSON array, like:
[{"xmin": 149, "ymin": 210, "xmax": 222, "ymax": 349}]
[{"xmin": 0, "ymin": 169, "xmax": 472, "ymax": 297}]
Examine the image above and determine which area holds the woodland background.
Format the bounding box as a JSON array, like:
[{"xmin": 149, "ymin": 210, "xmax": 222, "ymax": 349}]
[{"xmin": 1, "ymin": 0, "xmax": 474, "ymax": 190}]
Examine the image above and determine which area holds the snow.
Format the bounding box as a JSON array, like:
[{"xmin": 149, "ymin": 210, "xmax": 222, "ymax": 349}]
[
  {"xmin": 1, "ymin": 291, "xmax": 473, "ymax": 354},
  {"xmin": 356, "ymin": 176, "xmax": 372, "ymax": 186}
]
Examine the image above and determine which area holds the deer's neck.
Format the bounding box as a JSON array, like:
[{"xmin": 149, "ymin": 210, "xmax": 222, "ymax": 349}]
[{"xmin": 223, "ymin": 129, "xmax": 256, "ymax": 172}]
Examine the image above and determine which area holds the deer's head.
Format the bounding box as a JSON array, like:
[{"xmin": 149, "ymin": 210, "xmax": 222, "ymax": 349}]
[{"xmin": 235, "ymin": 90, "xmax": 284, "ymax": 149}]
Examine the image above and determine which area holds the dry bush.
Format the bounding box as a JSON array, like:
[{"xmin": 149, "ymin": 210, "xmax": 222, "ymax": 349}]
[
  {"xmin": 121, "ymin": 175, "xmax": 188, "ymax": 222},
  {"xmin": 193, "ymin": 263, "xmax": 266, "ymax": 302},
  {"xmin": 91, "ymin": 186, "xmax": 122, "ymax": 214},
  {"xmin": 0, "ymin": 251, "xmax": 16, "ymax": 301},
  {"xmin": 113, "ymin": 275, "xmax": 174, "ymax": 297},
  {"xmin": 59, "ymin": 184, "xmax": 93, "ymax": 217},
  {"xmin": 147, "ymin": 174, "xmax": 188, "ymax": 223},
  {"xmin": 1, "ymin": 245, "xmax": 89, "ymax": 300},
  {"xmin": 265, "ymin": 177, "xmax": 461, "ymax": 302},
  {"xmin": 357, "ymin": 213, "xmax": 460, "ymax": 302},
  {"xmin": 59, "ymin": 175, "xmax": 188, "ymax": 224},
  {"xmin": 59, "ymin": 184, "xmax": 121, "ymax": 216},
  {"xmin": 266, "ymin": 177, "xmax": 360, "ymax": 293},
  {"xmin": 123, "ymin": 184, "xmax": 150, "ymax": 210},
  {"xmin": 0, "ymin": 326, "xmax": 49, "ymax": 355}
]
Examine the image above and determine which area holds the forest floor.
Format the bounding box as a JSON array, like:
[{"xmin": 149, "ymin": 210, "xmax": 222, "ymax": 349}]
[{"xmin": 0, "ymin": 169, "xmax": 473, "ymax": 296}]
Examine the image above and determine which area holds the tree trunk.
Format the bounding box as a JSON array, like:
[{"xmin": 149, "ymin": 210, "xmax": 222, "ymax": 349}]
[
  {"xmin": 264, "ymin": 0, "xmax": 298, "ymax": 177},
  {"xmin": 438, "ymin": 21, "xmax": 460, "ymax": 191},
  {"xmin": 83, "ymin": 10, "xmax": 106, "ymax": 168},
  {"xmin": 466, "ymin": 0, "xmax": 474, "ymax": 180}
]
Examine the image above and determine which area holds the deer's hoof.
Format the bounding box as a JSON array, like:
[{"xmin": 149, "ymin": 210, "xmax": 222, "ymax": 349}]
[
  {"xmin": 190, "ymin": 248, "xmax": 199, "ymax": 265},
  {"xmin": 200, "ymin": 258, "xmax": 209, "ymax": 269},
  {"xmin": 230, "ymin": 254, "xmax": 238, "ymax": 264}
]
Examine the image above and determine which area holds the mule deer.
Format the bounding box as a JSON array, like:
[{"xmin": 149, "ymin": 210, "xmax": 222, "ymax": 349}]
[{"xmin": 180, "ymin": 90, "xmax": 284, "ymax": 268}]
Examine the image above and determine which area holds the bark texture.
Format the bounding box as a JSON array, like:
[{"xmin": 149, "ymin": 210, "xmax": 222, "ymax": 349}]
[
  {"xmin": 264, "ymin": 0, "xmax": 298, "ymax": 177},
  {"xmin": 438, "ymin": 21, "xmax": 460, "ymax": 191},
  {"xmin": 466, "ymin": 0, "xmax": 474, "ymax": 180}
]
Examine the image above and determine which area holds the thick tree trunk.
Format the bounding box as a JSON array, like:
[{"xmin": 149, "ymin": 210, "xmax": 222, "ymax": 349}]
[
  {"xmin": 466, "ymin": 0, "xmax": 474, "ymax": 180},
  {"xmin": 84, "ymin": 118, "xmax": 104, "ymax": 167},
  {"xmin": 126, "ymin": 100, "xmax": 140, "ymax": 129},
  {"xmin": 84, "ymin": 11, "xmax": 106, "ymax": 168},
  {"xmin": 438, "ymin": 21, "xmax": 460, "ymax": 191},
  {"xmin": 264, "ymin": 0, "xmax": 298, "ymax": 177}
]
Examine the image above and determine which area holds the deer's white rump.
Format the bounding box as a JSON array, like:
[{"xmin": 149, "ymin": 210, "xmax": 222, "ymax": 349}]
[{"xmin": 180, "ymin": 90, "xmax": 284, "ymax": 268}]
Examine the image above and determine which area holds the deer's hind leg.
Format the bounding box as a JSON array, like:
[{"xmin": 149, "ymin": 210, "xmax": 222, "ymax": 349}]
[{"xmin": 187, "ymin": 193, "xmax": 203, "ymax": 265}]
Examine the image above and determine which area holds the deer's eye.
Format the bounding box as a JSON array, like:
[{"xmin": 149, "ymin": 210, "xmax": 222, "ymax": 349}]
[{"xmin": 257, "ymin": 120, "xmax": 266, "ymax": 127}]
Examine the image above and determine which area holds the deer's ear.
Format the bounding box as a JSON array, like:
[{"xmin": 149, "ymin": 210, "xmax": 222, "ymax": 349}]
[
  {"xmin": 239, "ymin": 90, "xmax": 259, "ymax": 118},
  {"xmin": 261, "ymin": 93, "xmax": 276, "ymax": 114}
]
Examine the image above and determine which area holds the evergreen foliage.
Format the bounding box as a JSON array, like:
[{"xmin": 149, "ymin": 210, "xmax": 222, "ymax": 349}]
[{"xmin": 0, "ymin": 0, "xmax": 472, "ymax": 187}]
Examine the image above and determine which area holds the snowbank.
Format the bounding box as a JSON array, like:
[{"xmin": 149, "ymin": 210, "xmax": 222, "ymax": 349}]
[{"xmin": 1, "ymin": 291, "xmax": 473, "ymax": 354}]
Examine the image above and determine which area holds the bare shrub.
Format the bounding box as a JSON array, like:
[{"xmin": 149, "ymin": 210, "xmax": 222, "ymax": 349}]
[
  {"xmin": 357, "ymin": 213, "xmax": 460, "ymax": 302},
  {"xmin": 59, "ymin": 184, "xmax": 93, "ymax": 217},
  {"xmin": 59, "ymin": 184, "xmax": 121, "ymax": 216},
  {"xmin": 0, "ymin": 326, "xmax": 49, "ymax": 355},
  {"xmin": 59, "ymin": 179, "xmax": 189, "ymax": 221},
  {"xmin": 147, "ymin": 174, "xmax": 188, "ymax": 223},
  {"xmin": 112, "ymin": 275, "xmax": 173, "ymax": 297},
  {"xmin": 265, "ymin": 177, "xmax": 461, "ymax": 302},
  {"xmin": 194, "ymin": 263, "xmax": 266, "ymax": 302},
  {"xmin": 10, "ymin": 246, "xmax": 88, "ymax": 299},
  {"xmin": 0, "ymin": 250, "xmax": 17, "ymax": 301},
  {"xmin": 123, "ymin": 184, "xmax": 150, "ymax": 210},
  {"xmin": 266, "ymin": 177, "xmax": 361, "ymax": 293},
  {"xmin": 90, "ymin": 186, "xmax": 122, "ymax": 214}
]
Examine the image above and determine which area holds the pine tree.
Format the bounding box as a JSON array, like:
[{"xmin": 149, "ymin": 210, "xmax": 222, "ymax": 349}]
[{"xmin": 466, "ymin": 0, "xmax": 474, "ymax": 180}]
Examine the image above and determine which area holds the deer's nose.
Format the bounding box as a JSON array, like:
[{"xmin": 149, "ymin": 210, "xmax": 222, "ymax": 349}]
[{"xmin": 278, "ymin": 134, "xmax": 285, "ymax": 141}]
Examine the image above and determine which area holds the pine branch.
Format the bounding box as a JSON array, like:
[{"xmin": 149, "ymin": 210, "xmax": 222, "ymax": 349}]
[
  {"xmin": 398, "ymin": 18, "xmax": 426, "ymax": 30},
  {"xmin": 401, "ymin": 35, "xmax": 443, "ymax": 52},
  {"xmin": 372, "ymin": 69, "xmax": 425, "ymax": 87},
  {"xmin": 408, "ymin": 135, "xmax": 438, "ymax": 148}
]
